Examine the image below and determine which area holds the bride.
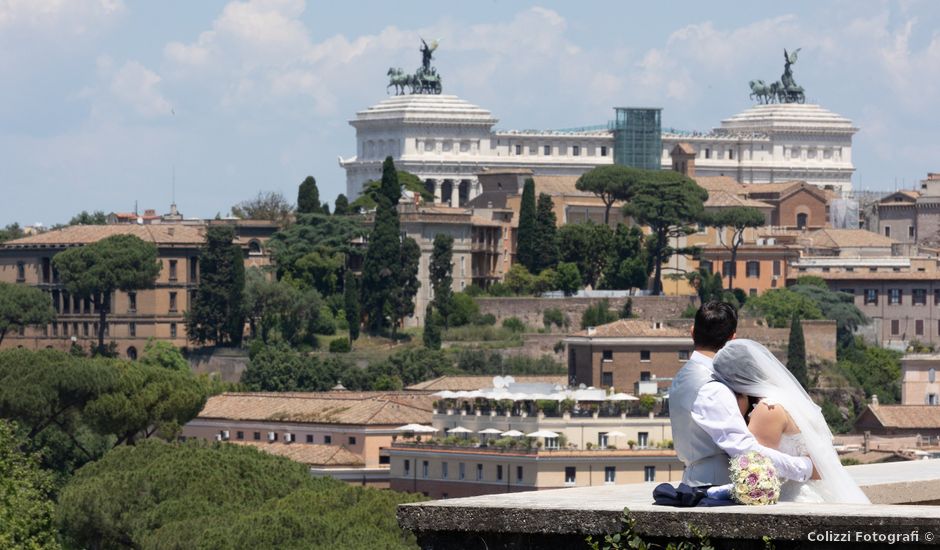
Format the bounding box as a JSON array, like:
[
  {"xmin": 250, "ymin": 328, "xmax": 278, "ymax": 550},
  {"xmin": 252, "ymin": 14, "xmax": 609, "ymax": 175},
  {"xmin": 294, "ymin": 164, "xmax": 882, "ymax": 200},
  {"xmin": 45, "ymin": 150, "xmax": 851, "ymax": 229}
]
[{"xmin": 712, "ymin": 339, "xmax": 870, "ymax": 504}]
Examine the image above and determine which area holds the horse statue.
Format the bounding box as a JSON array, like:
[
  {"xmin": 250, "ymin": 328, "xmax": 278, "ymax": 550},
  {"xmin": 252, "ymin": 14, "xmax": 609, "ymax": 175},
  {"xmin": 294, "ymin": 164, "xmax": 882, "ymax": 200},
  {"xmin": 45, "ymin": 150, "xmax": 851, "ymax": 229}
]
[
  {"xmin": 386, "ymin": 67, "xmax": 411, "ymax": 95},
  {"xmin": 749, "ymin": 80, "xmax": 772, "ymax": 104}
]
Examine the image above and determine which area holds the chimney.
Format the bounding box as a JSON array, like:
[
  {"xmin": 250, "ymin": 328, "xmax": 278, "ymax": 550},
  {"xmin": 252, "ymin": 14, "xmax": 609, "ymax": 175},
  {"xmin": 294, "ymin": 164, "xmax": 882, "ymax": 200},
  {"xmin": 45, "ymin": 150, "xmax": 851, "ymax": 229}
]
[
  {"xmin": 670, "ymin": 143, "xmax": 696, "ymax": 178},
  {"xmin": 871, "ymin": 394, "xmax": 879, "ymax": 406},
  {"xmin": 587, "ymin": 326, "xmax": 596, "ymax": 336}
]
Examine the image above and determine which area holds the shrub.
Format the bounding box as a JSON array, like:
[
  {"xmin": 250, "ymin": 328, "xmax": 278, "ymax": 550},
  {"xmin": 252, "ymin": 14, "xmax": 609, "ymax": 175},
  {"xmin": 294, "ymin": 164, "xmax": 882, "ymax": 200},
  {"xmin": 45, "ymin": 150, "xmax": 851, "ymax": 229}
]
[
  {"xmin": 502, "ymin": 317, "xmax": 525, "ymax": 333},
  {"xmin": 581, "ymin": 299, "xmax": 618, "ymax": 329},
  {"xmin": 619, "ymin": 298, "xmax": 634, "ymax": 319},
  {"xmin": 638, "ymin": 394, "xmax": 657, "ymax": 415},
  {"xmin": 328, "ymin": 338, "xmax": 351, "ymax": 353},
  {"xmin": 542, "ymin": 308, "xmax": 565, "ymax": 330},
  {"xmin": 474, "ymin": 313, "xmax": 496, "ymax": 326},
  {"xmin": 449, "ymin": 293, "xmax": 480, "ymax": 327}
]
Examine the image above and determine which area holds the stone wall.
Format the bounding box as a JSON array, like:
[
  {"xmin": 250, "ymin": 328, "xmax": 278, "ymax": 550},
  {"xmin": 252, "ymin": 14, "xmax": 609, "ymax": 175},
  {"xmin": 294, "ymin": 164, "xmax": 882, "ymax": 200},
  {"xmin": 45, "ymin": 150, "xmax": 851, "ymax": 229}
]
[
  {"xmin": 187, "ymin": 348, "xmax": 249, "ymax": 383},
  {"xmin": 737, "ymin": 319, "xmax": 837, "ymax": 364},
  {"xmin": 475, "ymin": 296, "xmax": 695, "ymax": 331}
]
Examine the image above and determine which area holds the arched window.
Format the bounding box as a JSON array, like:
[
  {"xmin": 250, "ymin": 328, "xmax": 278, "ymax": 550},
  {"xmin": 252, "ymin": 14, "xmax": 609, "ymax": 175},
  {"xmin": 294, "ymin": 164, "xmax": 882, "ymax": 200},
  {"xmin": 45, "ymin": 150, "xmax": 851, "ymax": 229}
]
[
  {"xmin": 796, "ymin": 213, "xmax": 808, "ymax": 230},
  {"xmin": 248, "ymin": 240, "xmax": 262, "ymax": 255},
  {"xmin": 929, "ymin": 368, "xmax": 936, "ymax": 384},
  {"xmin": 127, "ymin": 346, "xmax": 138, "ymax": 360}
]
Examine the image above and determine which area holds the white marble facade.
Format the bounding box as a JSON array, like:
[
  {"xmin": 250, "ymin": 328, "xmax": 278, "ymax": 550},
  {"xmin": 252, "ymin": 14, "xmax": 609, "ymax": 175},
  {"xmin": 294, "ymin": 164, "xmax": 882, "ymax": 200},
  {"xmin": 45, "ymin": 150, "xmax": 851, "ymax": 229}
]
[{"xmin": 340, "ymin": 96, "xmax": 857, "ymax": 203}]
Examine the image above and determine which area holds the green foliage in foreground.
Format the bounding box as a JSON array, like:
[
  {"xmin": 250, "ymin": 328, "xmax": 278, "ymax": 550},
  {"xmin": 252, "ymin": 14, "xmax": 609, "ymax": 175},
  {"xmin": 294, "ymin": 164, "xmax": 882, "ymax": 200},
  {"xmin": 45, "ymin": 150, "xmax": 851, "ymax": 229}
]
[
  {"xmin": 0, "ymin": 420, "xmax": 61, "ymax": 550},
  {"xmin": 586, "ymin": 509, "xmax": 720, "ymax": 550},
  {"xmin": 57, "ymin": 440, "xmax": 423, "ymax": 550}
]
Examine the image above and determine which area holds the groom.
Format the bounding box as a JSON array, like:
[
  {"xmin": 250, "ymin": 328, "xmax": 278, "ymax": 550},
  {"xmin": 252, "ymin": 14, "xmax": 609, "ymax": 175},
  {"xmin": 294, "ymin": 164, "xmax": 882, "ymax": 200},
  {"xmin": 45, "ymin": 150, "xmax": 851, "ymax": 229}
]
[{"xmin": 670, "ymin": 301, "xmax": 815, "ymax": 486}]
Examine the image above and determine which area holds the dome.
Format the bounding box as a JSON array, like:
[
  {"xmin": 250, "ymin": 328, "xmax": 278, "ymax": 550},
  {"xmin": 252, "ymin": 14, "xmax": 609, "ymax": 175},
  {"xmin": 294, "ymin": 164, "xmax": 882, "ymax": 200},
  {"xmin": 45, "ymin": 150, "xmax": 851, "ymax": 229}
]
[
  {"xmin": 352, "ymin": 94, "xmax": 498, "ymax": 127},
  {"xmin": 720, "ymin": 103, "xmax": 856, "ymax": 135}
]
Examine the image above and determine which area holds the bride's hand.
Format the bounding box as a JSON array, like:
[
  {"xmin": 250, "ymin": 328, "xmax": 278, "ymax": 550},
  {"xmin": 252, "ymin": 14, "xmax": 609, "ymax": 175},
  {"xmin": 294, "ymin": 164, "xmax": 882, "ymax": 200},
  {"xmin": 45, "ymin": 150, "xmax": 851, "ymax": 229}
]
[{"xmin": 810, "ymin": 464, "xmax": 821, "ymax": 480}]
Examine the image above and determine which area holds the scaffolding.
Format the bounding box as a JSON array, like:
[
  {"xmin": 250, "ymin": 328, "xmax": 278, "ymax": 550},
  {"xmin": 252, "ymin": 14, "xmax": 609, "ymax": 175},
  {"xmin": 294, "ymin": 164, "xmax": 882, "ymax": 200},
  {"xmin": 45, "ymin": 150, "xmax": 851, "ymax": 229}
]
[{"xmin": 609, "ymin": 107, "xmax": 662, "ymax": 170}]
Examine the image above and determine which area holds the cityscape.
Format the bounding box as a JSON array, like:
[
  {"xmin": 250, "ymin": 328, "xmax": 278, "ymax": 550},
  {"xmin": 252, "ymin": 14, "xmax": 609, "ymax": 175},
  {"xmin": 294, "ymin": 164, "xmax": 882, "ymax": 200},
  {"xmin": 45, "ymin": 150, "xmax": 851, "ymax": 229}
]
[{"xmin": 3, "ymin": 2, "xmax": 940, "ymax": 549}]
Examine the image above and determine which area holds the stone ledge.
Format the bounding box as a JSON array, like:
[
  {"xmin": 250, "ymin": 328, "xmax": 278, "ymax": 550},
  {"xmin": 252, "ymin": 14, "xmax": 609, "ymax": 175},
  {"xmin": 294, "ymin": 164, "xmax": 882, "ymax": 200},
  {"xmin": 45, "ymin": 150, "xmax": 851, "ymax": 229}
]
[{"xmin": 398, "ymin": 462, "xmax": 940, "ymax": 549}]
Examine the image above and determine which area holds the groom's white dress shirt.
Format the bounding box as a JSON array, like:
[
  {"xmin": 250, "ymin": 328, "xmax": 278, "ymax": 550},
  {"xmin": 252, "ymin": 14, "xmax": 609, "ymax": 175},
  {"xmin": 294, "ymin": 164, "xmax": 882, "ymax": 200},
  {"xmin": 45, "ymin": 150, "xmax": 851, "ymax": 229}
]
[{"xmin": 687, "ymin": 351, "xmax": 813, "ymax": 482}]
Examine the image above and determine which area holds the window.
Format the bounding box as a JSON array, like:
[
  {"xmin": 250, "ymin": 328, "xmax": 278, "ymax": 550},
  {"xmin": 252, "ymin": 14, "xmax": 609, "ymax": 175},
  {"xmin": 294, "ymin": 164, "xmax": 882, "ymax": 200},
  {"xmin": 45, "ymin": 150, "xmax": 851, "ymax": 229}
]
[
  {"xmin": 678, "ymin": 350, "xmax": 690, "ymax": 361},
  {"xmin": 306, "ymin": 434, "xmax": 314, "ymax": 443},
  {"xmin": 598, "ymin": 432, "xmax": 609, "ymax": 449},
  {"xmin": 722, "ymin": 261, "xmax": 736, "ymax": 277},
  {"xmin": 746, "ymin": 261, "xmax": 760, "ymax": 278},
  {"xmin": 573, "ymin": 145, "xmax": 581, "ymax": 156},
  {"xmin": 169, "ymin": 292, "xmax": 178, "ymax": 312},
  {"xmin": 797, "ymin": 213, "xmax": 808, "ymax": 230},
  {"xmin": 52, "ymin": 324, "xmax": 58, "ymax": 337},
  {"xmin": 83, "ymin": 322, "xmax": 89, "ymax": 337},
  {"xmin": 700, "ymin": 260, "xmax": 713, "ymax": 273},
  {"xmin": 891, "ymin": 319, "xmax": 900, "ymax": 335},
  {"xmin": 842, "ymin": 288, "xmax": 854, "ymax": 296},
  {"xmin": 637, "ymin": 432, "xmax": 649, "ymax": 448},
  {"xmin": 728, "ymin": 149, "xmax": 734, "ymax": 160},
  {"xmin": 600, "ymin": 146, "xmax": 608, "ymax": 157},
  {"xmin": 602, "ymin": 350, "xmax": 613, "ymax": 362},
  {"xmin": 604, "ymin": 466, "xmax": 616, "ymax": 484},
  {"xmin": 644, "ymin": 466, "xmax": 656, "ymax": 482},
  {"xmin": 16, "ymin": 262, "xmax": 25, "ymax": 282},
  {"xmin": 404, "ymin": 459, "xmax": 411, "ymax": 476},
  {"xmin": 190, "ymin": 257, "xmax": 198, "ymax": 281},
  {"xmin": 516, "ymin": 465, "xmax": 523, "ymax": 482},
  {"xmin": 476, "ymin": 464, "xmax": 483, "ymax": 481},
  {"xmin": 929, "ymin": 394, "xmax": 939, "ymax": 406},
  {"xmin": 889, "ymin": 288, "xmax": 901, "ymax": 305},
  {"xmin": 884, "ymin": 226, "xmax": 891, "ymax": 238},
  {"xmin": 545, "ymin": 437, "xmax": 559, "ymax": 449},
  {"xmin": 704, "ymin": 148, "xmax": 711, "ymax": 159},
  {"xmin": 910, "ymin": 226, "xmax": 916, "ymax": 239},
  {"xmin": 935, "ymin": 289, "xmax": 940, "ymax": 306},
  {"xmin": 127, "ymin": 347, "xmax": 139, "ymax": 360},
  {"xmin": 422, "ymin": 461, "xmax": 429, "ymax": 478},
  {"xmin": 170, "ymin": 323, "xmax": 177, "ymax": 338},
  {"xmin": 515, "ymin": 144, "xmax": 522, "ymax": 155},
  {"xmin": 749, "ymin": 289, "xmax": 757, "ymax": 297},
  {"xmin": 324, "ymin": 435, "xmax": 332, "ymax": 444},
  {"xmin": 379, "ymin": 455, "xmax": 390, "ymax": 465},
  {"xmin": 253, "ymin": 432, "xmax": 261, "ymax": 441},
  {"xmin": 543, "ymin": 145, "xmax": 551, "ymax": 156},
  {"xmin": 129, "ymin": 322, "xmax": 136, "ymax": 337},
  {"xmin": 348, "ymin": 436, "xmax": 356, "ymax": 445},
  {"xmin": 169, "ymin": 260, "xmax": 178, "ymax": 281},
  {"xmin": 459, "ymin": 463, "xmax": 466, "ymax": 480},
  {"xmin": 772, "ymin": 261, "xmax": 781, "ymax": 277},
  {"xmin": 916, "ymin": 320, "xmax": 924, "ymax": 336},
  {"xmin": 864, "ymin": 289, "xmax": 878, "ymax": 305},
  {"xmin": 442, "ymin": 462, "xmax": 449, "ymax": 479},
  {"xmin": 914, "ymin": 289, "xmax": 927, "ymax": 306},
  {"xmin": 236, "ymin": 431, "xmax": 244, "ymax": 440},
  {"xmin": 128, "ymin": 292, "xmax": 137, "ymax": 312},
  {"xmin": 640, "ymin": 350, "xmax": 651, "ymax": 362},
  {"xmin": 62, "ymin": 322, "xmax": 68, "ymax": 336},
  {"xmin": 602, "ymin": 372, "xmax": 613, "ymax": 387},
  {"xmin": 564, "ymin": 466, "xmax": 576, "ymax": 485},
  {"xmin": 640, "ymin": 371, "xmax": 651, "ymax": 381},
  {"xmin": 497, "ymin": 465, "xmax": 503, "ymax": 481}
]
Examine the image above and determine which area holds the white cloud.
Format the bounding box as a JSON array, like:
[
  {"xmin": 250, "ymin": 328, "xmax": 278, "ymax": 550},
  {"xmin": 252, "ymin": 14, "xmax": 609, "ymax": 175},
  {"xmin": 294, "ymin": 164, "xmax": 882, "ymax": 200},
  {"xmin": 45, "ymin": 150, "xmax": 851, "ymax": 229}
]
[
  {"xmin": 0, "ymin": 0, "xmax": 124, "ymax": 34},
  {"xmin": 109, "ymin": 61, "xmax": 172, "ymax": 117}
]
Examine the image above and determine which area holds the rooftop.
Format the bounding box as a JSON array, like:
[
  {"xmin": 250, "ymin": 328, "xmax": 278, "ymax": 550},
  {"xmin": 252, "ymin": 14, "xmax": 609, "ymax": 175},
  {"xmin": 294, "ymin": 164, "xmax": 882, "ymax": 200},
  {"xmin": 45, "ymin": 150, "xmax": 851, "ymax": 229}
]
[
  {"xmin": 406, "ymin": 375, "xmax": 567, "ymax": 392},
  {"xmin": 568, "ymin": 319, "xmax": 690, "ymax": 339},
  {"xmin": 719, "ymin": 103, "xmax": 857, "ymax": 134},
  {"xmin": 196, "ymin": 392, "xmax": 435, "ymax": 426},
  {"xmin": 859, "ymin": 404, "xmax": 940, "ymax": 429},
  {"xmin": 230, "ymin": 441, "xmax": 364, "ymax": 466},
  {"xmin": 805, "ymin": 228, "xmax": 897, "ymax": 249},
  {"xmin": 2, "ymin": 223, "xmax": 207, "ymax": 248}
]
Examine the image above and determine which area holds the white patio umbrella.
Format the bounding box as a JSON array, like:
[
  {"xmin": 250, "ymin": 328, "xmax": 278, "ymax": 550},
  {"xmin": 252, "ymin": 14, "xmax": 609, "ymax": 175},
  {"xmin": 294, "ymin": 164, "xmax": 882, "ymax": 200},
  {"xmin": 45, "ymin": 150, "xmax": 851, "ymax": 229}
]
[
  {"xmin": 605, "ymin": 430, "xmax": 627, "ymax": 438},
  {"xmin": 447, "ymin": 426, "xmax": 473, "ymax": 434},
  {"xmin": 607, "ymin": 393, "xmax": 639, "ymax": 401},
  {"xmin": 395, "ymin": 424, "xmax": 438, "ymax": 433},
  {"xmin": 526, "ymin": 430, "xmax": 560, "ymax": 438},
  {"xmin": 500, "ymin": 429, "xmax": 525, "ymax": 437},
  {"xmin": 477, "ymin": 428, "xmax": 503, "ymax": 435}
]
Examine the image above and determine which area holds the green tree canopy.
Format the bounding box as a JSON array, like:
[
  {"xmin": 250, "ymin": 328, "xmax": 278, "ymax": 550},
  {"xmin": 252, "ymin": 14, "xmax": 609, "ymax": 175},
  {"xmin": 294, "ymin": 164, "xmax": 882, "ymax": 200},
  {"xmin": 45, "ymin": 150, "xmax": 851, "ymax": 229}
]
[
  {"xmin": 744, "ymin": 288, "xmax": 824, "ymax": 327},
  {"xmin": 186, "ymin": 226, "xmax": 246, "ymax": 347},
  {"xmin": 57, "ymin": 439, "xmax": 422, "ymax": 550},
  {"xmin": 533, "ymin": 193, "xmax": 560, "ymax": 272},
  {"xmin": 515, "ymin": 178, "xmax": 539, "ymax": 273},
  {"xmin": 0, "ymin": 420, "xmax": 60, "ymax": 550},
  {"xmin": 344, "ymin": 272, "xmax": 360, "ymax": 343},
  {"xmin": 267, "ymin": 213, "xmax": 366, "ymax": 281},
  {"xmin": 429, "ymin": 233, "xmax": 454, "ymax": 326},
  {"xmin": 138, "ymin": 339, "xmax": 189, "ymax": 372},
  {"xmin": 0, "ymin": 223, "xmax": 24, "ymax": 244},
  {"xmin": 350, "ymin": 169, "xmax": 431, "ymax": 211},
  {"xmin": 0, "ymin": 282, "xmax": 55, "ymax": 345},
  {"xmin": 296, "ymin": 176, "xmax": 321, "ymax": 214},
  {"xmin": 334, "ymin": 193, "xmax": 350, "ymax": 215},
  {"xmin": 69, "ymin": 210, "xmax": 108, "ymax": 225},
  {"xmin": 422, "ymin": 303, "xmax": 442, "ymax": 350},
  {"xmin": 602, "ymin": 224, "xmax": 648, "ymax": 290},
  {"xmin": 581, "ymin": 299, "xmax": 618, "ymax": 329},
  {"xmin": 839, "ymin": 338, "xmax": 902, "ymax": 403},
  {"xmin": 53, "ymin": 233, "xmax": 161, "ymax": 353},
  {"xmin": 787, "ymin": 314, "xmax": 809, "ymax": 388},
  {"xmin": 789, "ymin": 283, "xmax": 868, "ymax": 350},
  {"xmin": 624, "ymin": 171, "xmax": 708, "ymax": 295},
  {"xmin": 554, "ymin": 262, "xmax": 581, "ymax": 296},
  {"xmin": 575, "ymin": 164, "xmax": 641, "ymax": 225},
  {"xmin": 558, "ymin": 222, "xmax": 614, "ymax": 289},
  {"xmin": 704, "ymin": 206, "xmax": 766, "ymax": 290}
]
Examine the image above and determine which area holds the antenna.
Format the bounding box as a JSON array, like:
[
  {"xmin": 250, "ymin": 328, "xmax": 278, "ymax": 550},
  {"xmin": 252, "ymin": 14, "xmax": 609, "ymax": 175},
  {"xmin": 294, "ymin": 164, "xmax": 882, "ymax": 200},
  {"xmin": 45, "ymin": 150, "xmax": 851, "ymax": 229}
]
[{"xmin": 172, "ymin": 165, "xmax": 176, "ymax": 204}]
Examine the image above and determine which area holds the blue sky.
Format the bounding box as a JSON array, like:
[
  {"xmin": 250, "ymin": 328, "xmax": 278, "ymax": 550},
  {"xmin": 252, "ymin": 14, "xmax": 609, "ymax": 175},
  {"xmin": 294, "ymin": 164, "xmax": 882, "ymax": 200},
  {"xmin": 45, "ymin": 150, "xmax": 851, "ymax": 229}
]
[{"xmin": 2, "ymin": 0, "xmax": 939, "ymax": 226}]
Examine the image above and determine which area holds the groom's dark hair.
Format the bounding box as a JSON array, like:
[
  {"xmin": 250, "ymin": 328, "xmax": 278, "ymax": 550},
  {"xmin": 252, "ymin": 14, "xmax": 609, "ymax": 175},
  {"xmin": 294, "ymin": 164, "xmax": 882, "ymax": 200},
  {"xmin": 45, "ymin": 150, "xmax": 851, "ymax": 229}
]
[{"xmin": 693, "ymin": 301, "xmax": 737, "ymax": 351}]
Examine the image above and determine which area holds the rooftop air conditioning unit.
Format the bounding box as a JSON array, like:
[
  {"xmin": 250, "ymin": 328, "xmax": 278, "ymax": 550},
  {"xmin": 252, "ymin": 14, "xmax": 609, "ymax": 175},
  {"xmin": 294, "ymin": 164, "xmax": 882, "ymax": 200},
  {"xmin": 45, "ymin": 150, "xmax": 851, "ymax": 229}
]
[
  {"xmin": 268, "ymin": 432, "xmax": 276, "ymax": 442},
  {"xmin": 221, "ymin": 430, "xmax": 230, "ymax": 441}
]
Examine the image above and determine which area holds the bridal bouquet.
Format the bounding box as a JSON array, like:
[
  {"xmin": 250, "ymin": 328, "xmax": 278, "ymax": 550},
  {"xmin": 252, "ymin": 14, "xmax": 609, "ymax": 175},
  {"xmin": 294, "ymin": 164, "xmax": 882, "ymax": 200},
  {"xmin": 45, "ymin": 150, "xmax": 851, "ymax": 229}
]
[{"xmin": 729, "ymin": 451, "xmax": 781, "ymax": 505}]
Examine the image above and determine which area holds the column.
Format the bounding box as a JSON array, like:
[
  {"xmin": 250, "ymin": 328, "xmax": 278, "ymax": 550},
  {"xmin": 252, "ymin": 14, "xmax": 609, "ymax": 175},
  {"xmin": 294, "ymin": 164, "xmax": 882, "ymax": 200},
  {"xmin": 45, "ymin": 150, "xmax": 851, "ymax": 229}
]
[
  {"xmin": 449, "ymin": 179, "xmax": 459, "ymax": 208},
  {"xmin": 433, "ymin": 179, "xmax": 442, "ymax": 204}
]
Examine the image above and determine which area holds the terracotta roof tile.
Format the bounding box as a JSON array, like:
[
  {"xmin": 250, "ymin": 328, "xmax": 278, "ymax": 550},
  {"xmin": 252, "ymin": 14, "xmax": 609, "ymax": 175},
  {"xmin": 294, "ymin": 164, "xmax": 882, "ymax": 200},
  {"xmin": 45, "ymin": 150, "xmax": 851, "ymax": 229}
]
[
  {"xmin": 530, "ymin": 175, "xmax": 591, "ymax": 196},
  {"xmin": 197, "ymin": 392, "xmax": 435, "ymax": 426},
  {"xmin": 806, "ymin": 228, "xmax": 897, "ymax": 248},
  {"xmin": 3, "ymin": 224, "xmax": 206, "ymax": 247},
  {"xmin": 864, "ymin": 405, "xmax": 940, "ymax": 429},
  {"xmin": 805, "ymin": 271, "xmax": 940, "ymax": 281},
  {"xmin": 672, "ymin": 142, "xmax": 696, "ymax": 155},
  {"xmin": 406, "ymin": 375, "xmax": 567, "ymax": 391},
  {"xmin": 705, "ymin": 191, "xmax": 772, "ymax": 209},
  {"xmin": 569, "ymin": 319, "xmax": 689, "ymax": 338},
  {"xmin": 692, "ymin": 176, "xmax": 744, "ymax": 194},
  {"xmin": 229, "ymin": 441, "xmax": 364, "ymax": 466}
]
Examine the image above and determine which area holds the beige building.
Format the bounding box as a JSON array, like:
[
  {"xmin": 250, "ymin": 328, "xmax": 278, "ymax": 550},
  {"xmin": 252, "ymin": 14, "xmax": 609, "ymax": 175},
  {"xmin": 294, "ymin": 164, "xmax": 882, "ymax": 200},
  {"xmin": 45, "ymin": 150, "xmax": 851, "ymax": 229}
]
[
  {"xmin": 901, "ymin": 354, "xmax": 940, "ymax": 405},
  {"xmin": 0, "ymin": 221, "xmax": 275, "ymax": 358},
  {"xmin": 182, "ymin": 391, "xmax": 436, "ymax": 487},
  {"xmin": 854, "ymin": 402, "xmax": 940, "ymax": 438}
]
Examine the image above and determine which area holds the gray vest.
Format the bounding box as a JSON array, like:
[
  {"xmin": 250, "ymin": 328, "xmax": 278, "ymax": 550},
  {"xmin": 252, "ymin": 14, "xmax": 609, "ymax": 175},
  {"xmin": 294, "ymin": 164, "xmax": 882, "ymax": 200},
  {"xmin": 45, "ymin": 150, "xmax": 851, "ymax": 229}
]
[{"xmin": 669, "ymin": 359, "xmax": 731, "ymax": 487}]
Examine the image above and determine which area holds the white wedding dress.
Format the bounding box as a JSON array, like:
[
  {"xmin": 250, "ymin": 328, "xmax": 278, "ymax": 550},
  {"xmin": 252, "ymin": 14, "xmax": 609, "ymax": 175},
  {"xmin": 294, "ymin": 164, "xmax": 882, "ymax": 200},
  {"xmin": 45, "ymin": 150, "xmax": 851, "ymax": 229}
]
[{"xmin": 777, "ymin": 432, "xmax": 827, "ymax": 502}]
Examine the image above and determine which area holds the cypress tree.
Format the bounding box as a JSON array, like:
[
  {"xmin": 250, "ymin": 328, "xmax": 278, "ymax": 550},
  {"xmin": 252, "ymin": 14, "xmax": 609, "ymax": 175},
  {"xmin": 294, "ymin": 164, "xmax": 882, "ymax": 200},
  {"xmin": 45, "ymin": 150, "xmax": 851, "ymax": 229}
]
[
  {"xmin": 395, "ymin": 236, "xmax": 421, "ymax": 330},
  {"xmin": 534, "ymin": 192, "xmax": 559, "ymax": 272},
  {"xmin": 344, "ymin": 272, "xmax": 360, "ymax": 344},
  {"xmin": 186, "ymin": 225, "xmax": 246, "ymax": 346},
  {"xmin": 297, "ymin": 176, "xmax": 320, "ymax": 214},
  {"xmin": 516, "ymin": 178, "xmax": 538, "ymax": 272},
  {"xmin": 334, "ymin": 194, "xmax": 350, "ymax": 216},
  {"xmin": 429, "ymin": 234, "xmax": 454, "ymax": 327},
  {"xmin": 379, "ymin": 156, "xmax": 401, "ymax": 205},
  {"xmin": 787, "ymin": 314, "xmax": 809, "ymax": 388},
  {"xmin": 422, "ymin": 303, "xmax": 442, "ymax": 350}
]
